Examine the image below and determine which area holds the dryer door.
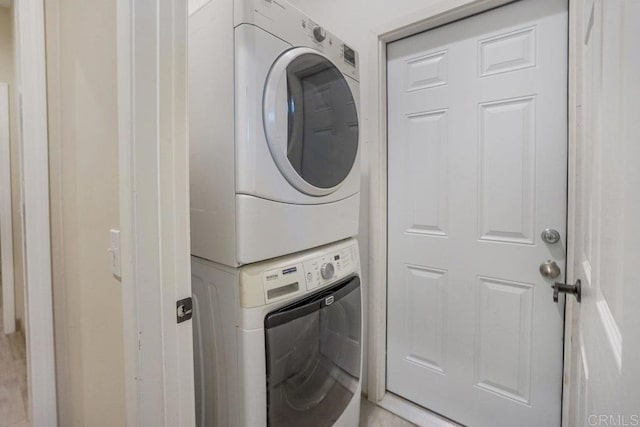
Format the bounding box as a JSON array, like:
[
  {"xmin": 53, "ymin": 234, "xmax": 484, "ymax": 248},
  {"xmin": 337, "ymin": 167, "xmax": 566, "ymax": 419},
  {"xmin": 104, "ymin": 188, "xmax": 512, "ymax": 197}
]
[
  {"xmin": 264, "ymin": 276, "xmax": 362, "ymax": 426},
  {"xmin": 263, "ymin": 48, "xmax": 359, "ymax": 197}
]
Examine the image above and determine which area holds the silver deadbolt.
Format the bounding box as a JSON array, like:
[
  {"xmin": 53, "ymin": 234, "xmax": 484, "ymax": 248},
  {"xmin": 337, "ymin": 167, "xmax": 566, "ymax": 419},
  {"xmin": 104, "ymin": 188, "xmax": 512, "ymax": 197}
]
[
  {"xmin": 539, "ymin": 260, "xmax": 561, "ymax": 279},
  {"xmin": 541, "ymin": 228, "xmax": 561, "ymax": 244}
]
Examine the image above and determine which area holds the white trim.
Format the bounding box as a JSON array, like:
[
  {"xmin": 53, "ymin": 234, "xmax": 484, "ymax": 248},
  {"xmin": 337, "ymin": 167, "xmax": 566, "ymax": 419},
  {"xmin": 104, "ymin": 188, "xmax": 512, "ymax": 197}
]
[
  {"xmin": 117, "ymin": 1, "xmax": 195, "ymax": 425},
  {"xmin": 378, "ymin": 393, "xmax": 461, "ymax": 427},
  {"xmin": 116, "ymin": 4, "xmax": 138, "ymax": 424},
  {"xmin": 43, "ymin": 0, "xmax": 72, "ymax": 422},
  {"xmin": 367, "ymin": 0, "xmax": 575, "ymax": 423},
  {"xmin": 0, "ymin": 82, "xmax": 16, "ymax": 335},
  {"xmin": 14, "ymin": 0, "xmax": 58, "ymax": 424},
  {"xmin": 366, "ymin": 31, "xmax": 389, "ymax": 401},
  {"xmin": 371, "ymin": 0, "xmax": 515, "ymax": 41},
  {"xmin": 562, "ymin": 0, "xmax": 579, "ymax": 424}
]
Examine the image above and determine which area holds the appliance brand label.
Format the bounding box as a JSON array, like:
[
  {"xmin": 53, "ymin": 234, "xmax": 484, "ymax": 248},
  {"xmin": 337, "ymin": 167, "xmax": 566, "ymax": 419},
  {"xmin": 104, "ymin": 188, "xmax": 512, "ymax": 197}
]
[{"xmin": 282, "ymin": 267, "xmax": 297, "ymax": 275}]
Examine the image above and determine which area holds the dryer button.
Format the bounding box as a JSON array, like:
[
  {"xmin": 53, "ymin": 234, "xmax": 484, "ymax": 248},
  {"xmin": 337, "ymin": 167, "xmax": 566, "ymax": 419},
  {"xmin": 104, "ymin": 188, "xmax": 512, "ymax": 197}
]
[{"xmin": 313, "ymin": 26, "xmax": 326, "ymax": 42}]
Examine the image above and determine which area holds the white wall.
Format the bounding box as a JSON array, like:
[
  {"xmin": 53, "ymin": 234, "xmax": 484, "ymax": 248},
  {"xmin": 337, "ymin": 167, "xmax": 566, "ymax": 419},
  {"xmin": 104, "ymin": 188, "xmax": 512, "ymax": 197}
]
[{"xmin": 288, "ymin": 0, "xmax": 442, "ymax": 391}]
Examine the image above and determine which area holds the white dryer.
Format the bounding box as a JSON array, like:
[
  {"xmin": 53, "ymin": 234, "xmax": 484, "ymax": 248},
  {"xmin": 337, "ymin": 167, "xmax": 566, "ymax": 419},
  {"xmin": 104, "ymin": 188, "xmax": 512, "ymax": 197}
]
[
  {"xmin": 191, "ymin": 239, "xmax": 363, "ymax": 427},
  {"xmin": 189, "ymin": 0, "xmax": 361, "ymax": 266}
]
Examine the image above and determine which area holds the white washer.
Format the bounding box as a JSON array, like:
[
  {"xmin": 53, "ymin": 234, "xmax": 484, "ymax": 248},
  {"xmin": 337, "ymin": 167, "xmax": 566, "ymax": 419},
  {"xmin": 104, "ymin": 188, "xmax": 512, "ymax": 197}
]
[
  {"xmin": 192, "ymin": 239, "xmax": 363, "ymax": 427},
  {"xmin": 189, "ymin": 0, "xmax": 361, "ymax": 266}
]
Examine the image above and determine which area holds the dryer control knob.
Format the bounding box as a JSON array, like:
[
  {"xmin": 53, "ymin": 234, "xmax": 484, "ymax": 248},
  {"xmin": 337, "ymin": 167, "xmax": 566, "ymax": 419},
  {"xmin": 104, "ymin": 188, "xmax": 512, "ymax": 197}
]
[
  {"xmin": 320, "ymin": 262, "xmax": 335, "ymax": 280},
  {"xmin": 313, "ymin": 26, "xmax": 326, "ymax": 42}
]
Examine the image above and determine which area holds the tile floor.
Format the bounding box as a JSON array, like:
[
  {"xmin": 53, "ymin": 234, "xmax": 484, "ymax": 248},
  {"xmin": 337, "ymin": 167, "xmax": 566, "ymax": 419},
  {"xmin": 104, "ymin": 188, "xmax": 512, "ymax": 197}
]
[
  {"xmin": 360, "ymin": 398, "xmax": 417, "ymax": 427},
  {"xmin": 0, "ymin": 292, "xmax": 29, "ymax": 427}
]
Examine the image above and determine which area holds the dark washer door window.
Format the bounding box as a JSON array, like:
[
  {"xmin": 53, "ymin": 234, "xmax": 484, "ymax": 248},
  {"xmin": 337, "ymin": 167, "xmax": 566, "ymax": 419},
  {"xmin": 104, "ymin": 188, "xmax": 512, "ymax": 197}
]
[
  {"xmin": 264, "ymin": 49, "xmax": 359, "ymax": 195},
  {"xmin": 264, "ymin": 277, "xmax": 362, "ymax": 426}
]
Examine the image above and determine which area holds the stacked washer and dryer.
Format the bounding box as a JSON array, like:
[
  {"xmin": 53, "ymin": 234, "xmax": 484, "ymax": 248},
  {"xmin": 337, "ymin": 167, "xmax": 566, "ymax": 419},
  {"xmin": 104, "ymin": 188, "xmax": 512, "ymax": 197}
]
[{"xmin": 188, "ymin": 0, "xmax": 363, "ymax": 426}]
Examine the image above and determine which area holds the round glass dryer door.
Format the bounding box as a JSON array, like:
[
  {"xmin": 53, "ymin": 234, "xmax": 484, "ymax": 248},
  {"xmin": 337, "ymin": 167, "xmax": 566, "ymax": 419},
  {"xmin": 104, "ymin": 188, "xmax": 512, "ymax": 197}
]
[{"xmin": 263, "ymin": 48, "xmax": 359, "ymax": 196}]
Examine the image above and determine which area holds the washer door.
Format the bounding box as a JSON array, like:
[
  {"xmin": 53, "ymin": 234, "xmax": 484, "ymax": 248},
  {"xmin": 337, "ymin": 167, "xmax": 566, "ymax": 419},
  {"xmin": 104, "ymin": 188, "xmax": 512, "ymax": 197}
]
[
  {"xmin": 263, "ymin": 48, "xmax": 359, "ymax": 197},
  {"xmin": 264, "ymin": 277, "xmax": 362, "ymax": 426}
]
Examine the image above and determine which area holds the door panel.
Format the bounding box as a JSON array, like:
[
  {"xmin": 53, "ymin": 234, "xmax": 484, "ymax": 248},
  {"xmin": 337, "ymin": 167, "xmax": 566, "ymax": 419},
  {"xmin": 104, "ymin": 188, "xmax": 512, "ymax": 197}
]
[
  {"xmin": 475, "ymin": 276, "xmax": 533, "ymax": 405},
  {"xmin": 478, "ymin": 26, "xmax": 536, "ymax": 77},
  {"xmin": 478, "ymin": 96, "xmax": 536, "ymax": 244},
  {"xmin": 405, "ymin": 110, "xmax": 449, "ymax": 236},
  {"xmin": 405, "ymin": 265, "xmax": 447, "ymax": 374},
  {"xmin": 386, "ymin": 1, "xmax": 568, "ymax": 426}
]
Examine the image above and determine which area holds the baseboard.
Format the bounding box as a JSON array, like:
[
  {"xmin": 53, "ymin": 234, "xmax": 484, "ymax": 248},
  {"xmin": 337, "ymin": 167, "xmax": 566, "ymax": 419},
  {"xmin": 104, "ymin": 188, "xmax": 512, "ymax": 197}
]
[{"xmin": 376, "ymin": 392, "xmax": 462, "ymax": 427}]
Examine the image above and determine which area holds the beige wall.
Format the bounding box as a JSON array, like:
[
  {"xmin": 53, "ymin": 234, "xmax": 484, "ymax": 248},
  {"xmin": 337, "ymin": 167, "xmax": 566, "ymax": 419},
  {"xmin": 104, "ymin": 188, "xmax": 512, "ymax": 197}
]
[
  {"xmin": 45, "ymin": 0, "xmax": 126, "ymax": 425},
  {"xmin": 0, "ymin": 5, "xmax": 26, "ymax": 330},
  {"xmin": 0, "ymin": 9, "xmax": 11, "ymax": 79}
]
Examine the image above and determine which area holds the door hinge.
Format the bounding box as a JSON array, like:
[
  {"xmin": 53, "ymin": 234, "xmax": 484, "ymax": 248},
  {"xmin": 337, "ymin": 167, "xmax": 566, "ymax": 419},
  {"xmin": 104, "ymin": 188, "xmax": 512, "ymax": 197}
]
[{"xmin": 176, "ymin": 297, "xmax": 193, "ymax": 323}]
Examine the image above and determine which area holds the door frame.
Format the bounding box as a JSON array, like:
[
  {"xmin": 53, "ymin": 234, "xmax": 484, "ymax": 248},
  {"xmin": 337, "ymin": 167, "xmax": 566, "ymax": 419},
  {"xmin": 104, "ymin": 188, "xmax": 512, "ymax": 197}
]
[
  {"xmin": 0, "ymin": 82, "xmax": 16, "ymax": 335},
  {"xmin": 116, "ymin": 0, "xmax": 195, "ymax": 425},
  {"xmin": 13, "ymin": 0, "xmax": 59, "ymax": 424},
  {"xmin": 366, "ymin": 1, "xmax": 578, "ymax": 425}
]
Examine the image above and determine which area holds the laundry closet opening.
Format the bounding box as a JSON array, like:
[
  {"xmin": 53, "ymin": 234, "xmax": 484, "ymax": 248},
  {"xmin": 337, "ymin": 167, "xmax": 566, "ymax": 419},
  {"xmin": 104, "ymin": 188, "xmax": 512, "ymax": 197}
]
[{"xmin": 188, "ymin": 1, "xmax": 364, "ymax": 426}]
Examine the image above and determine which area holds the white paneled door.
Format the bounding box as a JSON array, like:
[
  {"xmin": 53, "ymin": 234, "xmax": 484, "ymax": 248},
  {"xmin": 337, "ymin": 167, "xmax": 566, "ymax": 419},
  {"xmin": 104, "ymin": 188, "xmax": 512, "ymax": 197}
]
[{"xmin": 386, "ymin": 1, "xmax": 568, "ymax": 426}]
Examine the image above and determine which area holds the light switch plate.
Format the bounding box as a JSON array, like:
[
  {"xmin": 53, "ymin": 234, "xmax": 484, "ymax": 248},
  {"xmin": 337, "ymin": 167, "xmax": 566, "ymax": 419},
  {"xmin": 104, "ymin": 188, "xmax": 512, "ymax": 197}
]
[{"xmin": 109, "ymin": 229, "xmax": 121, "ymax": 279}]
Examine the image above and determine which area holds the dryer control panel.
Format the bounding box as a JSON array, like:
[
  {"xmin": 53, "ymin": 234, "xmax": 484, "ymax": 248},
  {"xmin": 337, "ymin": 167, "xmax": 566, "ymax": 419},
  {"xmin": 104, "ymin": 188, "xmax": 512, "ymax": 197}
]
[{"xmin": 234, "ymin": 0, "xmax": 360, "ymax": 81}]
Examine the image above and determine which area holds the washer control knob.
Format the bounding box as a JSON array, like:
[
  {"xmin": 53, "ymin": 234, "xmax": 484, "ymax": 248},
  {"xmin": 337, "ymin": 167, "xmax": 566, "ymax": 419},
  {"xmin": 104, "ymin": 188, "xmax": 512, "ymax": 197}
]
[
  {"xmin": 313, "ymin": 26, "xmax": 326, "ymax": 42},
  {"xmin": 320, "ymin": 262, "xmax": 334, "ymax": 280}
]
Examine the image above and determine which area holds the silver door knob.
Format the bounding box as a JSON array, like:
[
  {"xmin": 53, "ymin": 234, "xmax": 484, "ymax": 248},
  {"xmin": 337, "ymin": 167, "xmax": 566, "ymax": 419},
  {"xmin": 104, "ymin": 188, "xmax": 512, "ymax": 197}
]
[
  {"xmin": 539, "ymin": 260, "xmax": 561, "ymax": 279},
  {"xmin": 541, "ymin": 228, "xmax": 561, "ymax": 244}
]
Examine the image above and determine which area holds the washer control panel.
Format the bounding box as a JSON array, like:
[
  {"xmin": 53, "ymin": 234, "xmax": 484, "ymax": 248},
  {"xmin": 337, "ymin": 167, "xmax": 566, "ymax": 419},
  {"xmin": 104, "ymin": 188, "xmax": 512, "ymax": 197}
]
[
  {"xmin": 320, "ymin": 262, "xmax": 334, "ymax": 279},
  {"xmin": 240, "ymin": 239, "xmax": 360, "ymax": 308},
  {"xmin": 302, "ymin": 244, "xmax": 358, "ymax": 291}
]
